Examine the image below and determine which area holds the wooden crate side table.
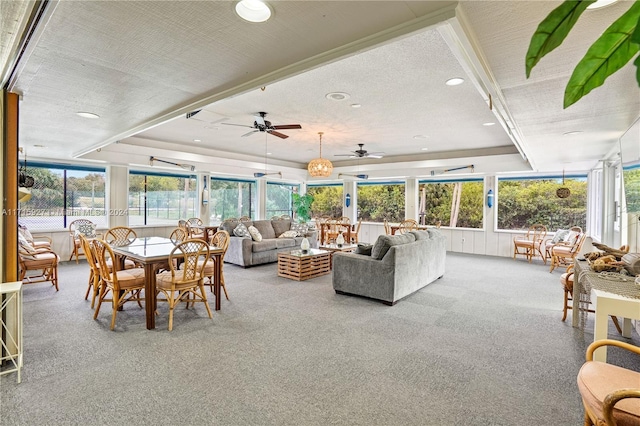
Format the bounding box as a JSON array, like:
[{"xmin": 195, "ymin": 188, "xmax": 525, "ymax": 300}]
[
  {"xmin": 278, "ymin": 249, "xmax": 331, "ymax": 281},
  {"xmin": 0, "ymin": 281, "xmax": 23, "ymax": 383}
]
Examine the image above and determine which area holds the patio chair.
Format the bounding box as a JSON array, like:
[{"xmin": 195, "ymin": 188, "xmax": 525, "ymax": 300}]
[
  {"xmin": 18, "ymin": 235, "xmax": 60, "ymax": 291},
  {"xmin": 104, "ymin": 226, "xmax": 137, "ymax": 246},
  {"xmin": 549, "ymin": 230, "xmax": 586, "ymax": 272},
  {"xmin": 577, "ymin": 339, "xmax": 640, "ymax": 425},
  {"xmin": 156, "ymin": 239, "xmax": 212, "ymax": 331},
  {"xmin": 69, "ymin": 219, "xmax": 98, "ymax": 263},
  {"xmin": 543, "ymin": 226, "xmax": 582, "ymax": 264},
  {"xmin": 513, "ymin": 224, "xmax": 547, "ymax": 263}
]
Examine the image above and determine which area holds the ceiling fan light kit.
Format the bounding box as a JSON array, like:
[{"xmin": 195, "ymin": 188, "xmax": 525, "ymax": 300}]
[{"xmin": 308, "ymin": 132, "xmax": 333, "ymax": 178}]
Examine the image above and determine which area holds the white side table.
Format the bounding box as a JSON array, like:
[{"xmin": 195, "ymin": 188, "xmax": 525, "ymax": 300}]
[
  {"xmin": 0, "ymin": 281, "xmax": 23, "ymax": 383},
  {"xmin": 591, "ymin": 288, "xmax": 640, "ymax": 363}
]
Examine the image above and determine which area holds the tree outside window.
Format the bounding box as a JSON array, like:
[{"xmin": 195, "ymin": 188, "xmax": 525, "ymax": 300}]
[
  {"xmin": 357, "ymin": 182, "xmax": 405, "ymax": 223},
  {"xmin": 19, "ymin": 164, "xmax": 106, "ymax": 230},
  {"xmin": 266, "ymin": 182, "xmax": 298, "ymax": 218},
  {"xmin": 420, "ymin": 180, "xmax": 483, "ymax": 228},
  {"xmin": 307, "ymin": 185, "xmax": 343, "ymax": 218},
  {"xmin": 497, "ymin": 177, "xmax": 587, "ymax": 231},
  {"xmin": 209, "ymin": 178, "xmax": 255, "ymax": 223}
]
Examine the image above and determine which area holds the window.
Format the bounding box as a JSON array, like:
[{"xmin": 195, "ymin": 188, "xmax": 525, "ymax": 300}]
[
  {"xmin": 419, "ymin": 179, "xmax": 483, "ymax": 228},
  {"xmin": 129, "ymin": 172, "xmax": 197, "ymax": 226},
  {"xmin": 18, "ymin": 162, "xmax": 106, "ymax": 230},
  {"xmin": 209, "ymin": 178, "xmax": 255, "ymax": 223},
  {"xmin": 357, "ymin": 182, "xmax": 405, "ymax": 222},
  {"xmin": 497, "ymin": 176, "xmax": 587, "ymax": 231},
  {"xmin": 307, "ymin": 184, "xmax": 343, "ymax": 218},
  {"xmin": 266, "ymin": 182, "xmax": 298, "ymax": 218}
]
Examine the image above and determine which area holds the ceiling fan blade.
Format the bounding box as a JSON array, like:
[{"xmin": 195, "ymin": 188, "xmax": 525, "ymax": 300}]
[
  {"xmin": 241, "ymin": 130, "xmax": 259, "ymax": 137},
  {"xmin": 272, "ymin": 124, "xmax": 302, "ymax": 130},
  {"xmin": 334, "ymin": 154, "xmax": 355, "ymax": 157},
  {"xmin": 268, "ymin": 130, "xmax": 288, "ymax": 139},
  {"xmin": 222, "ymin": 123, "xmax": 255, "ymax": 128},
  {"xmin": 367, "ymin": 154, "xmax": 384, "ymax": 159}
]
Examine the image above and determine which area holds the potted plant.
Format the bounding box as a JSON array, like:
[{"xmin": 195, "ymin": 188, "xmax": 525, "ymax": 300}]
[{"xmin": 292, "ymin": 193, "xmax": 314, "ymax": 224}]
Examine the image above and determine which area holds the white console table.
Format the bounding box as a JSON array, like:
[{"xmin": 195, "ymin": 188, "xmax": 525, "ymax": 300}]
[
  {"xmin": 591, "ymin": 288, "xmax": 640, "ymax": 363},
  {"xmin": 0, "ymin": 281, "xmax": 23, "ymax": 383}
]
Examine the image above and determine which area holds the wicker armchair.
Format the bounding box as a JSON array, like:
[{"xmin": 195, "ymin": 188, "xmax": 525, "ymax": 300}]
[{"xmin": 513, "ymin": 224, "xmax": 547, "ymax": 263}]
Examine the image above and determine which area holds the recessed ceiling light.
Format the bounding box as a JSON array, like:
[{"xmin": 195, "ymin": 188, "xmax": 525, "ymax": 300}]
[
  {"xmin": 193, "ymin": 139, "xmax": 202, "ymax": 142},
  {"xmin": 266, "ymin": 152, "xmax": 272, "ymax": 155},
  {"xmin": 350, "ymin": 103, "xmax": 361, "ymax": 108},
  {"xmin": 421, "ymin": 147, "xmax": 429, "ymax": 151},
  {"xmin": 76, "ymin": 112, "xmax": 100, "ymax": 119},
  {"xmin": 483, "ymin": 122, "xmax": 496, "ymax": 126},
  {"xmin": 587, "ymin": 0, "xmax": 619, "ymax": 9},
  {"xmin": 413, "ymin": 135, "xmax": 428, "ymax": 139},
  {"xmin": 235, "ymin": 0, "xmax": 272, "ymax": 22},
  {"xmin": 445, "ymin": 77, "xmax": 465, "ymax": 86},
  {"xmin": 325, "ymin": 92, "xmax": 350, "ymax": 101},
  {"xmin": 563, "ymin": 131, "xmax": 583, "ymax": 136}
]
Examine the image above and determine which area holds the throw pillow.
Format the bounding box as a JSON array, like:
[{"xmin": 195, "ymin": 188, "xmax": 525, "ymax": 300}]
[
  {"xmin": 19, "ymin": 225, "xmax": 34, "ymax": 244},
  {"xmin": 248, "ymin": 225, "xmax": 262, "ymax": 242},
  {"xmin": 565, "ymin": 230, "xmax": 580, "ymax": 244},
  {"xmin": 551, "ymin": 229, "xmax": 569, "ymax": 244},
  {"xmin": 371, "ymin": 233, "xmax": 416, "ymax": 260},
  {"xmin": 279, "ymin": 230, "xmax": 298, "ymax": 238},
  {"xmin": 18, "ymin": 232, "xmax": 37, "ymax": 255},
  {"xmin": 233, "ymin": 223, "xmax": 251, "ymax": 238},
  {"xmin": 290, "ymin": 222, "xmax": 308, "ymax": 237},
  {"xmin": 355, "ymin": 243, "xmax": 373, "ymax": 256},
  {"xmin": 76, "ymin": 223, "xmax": 97, "ymax": 238}
]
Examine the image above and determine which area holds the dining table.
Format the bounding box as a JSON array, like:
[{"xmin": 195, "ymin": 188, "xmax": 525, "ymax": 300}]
[
  {"xmin": 317, "ymin": 222, "xmax": 352, "ymax": 245},
  {"xmin": 111, "ymin": 236, "xmax": 224, "ymax": 330},
  {"xmin": 389, "ymin": 224, "xmax": 434, "ymax": 235}
]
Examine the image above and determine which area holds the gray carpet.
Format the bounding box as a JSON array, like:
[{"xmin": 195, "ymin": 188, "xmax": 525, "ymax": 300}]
[{"xmin": 1, "ymin": 253, "xmax": 638, "ymax": 425}]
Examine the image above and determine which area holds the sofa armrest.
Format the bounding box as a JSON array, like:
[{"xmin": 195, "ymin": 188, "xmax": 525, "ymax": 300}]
[
  {"xmin": 332, "ymin": 252, "xmax": 395, "ymax": 301},
  {"xmin": 224, "ymin": 236, "xmax": 254, "ymax": 267}
]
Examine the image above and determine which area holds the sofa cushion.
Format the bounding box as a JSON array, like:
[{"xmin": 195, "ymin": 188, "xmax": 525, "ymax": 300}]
[
  {"xmin": 233, "ymin": 223, "xmax": 251, "ymax": 238},
  {"xmin": 371, "ymin": 233, "xmax": 416, "ymax": 260},
  {"xmin": 271, "ymin": 219, "xmax": 291, "ymax": 237},
  {"xmin": 409, "ymin": 230, "xmax": 430, "ymax": 240},
  {"xmin": 276, "ymin": 238, "xmax": 296, "ymax": 249},
  {"xmin": 355, "ymin": 243, "xmax": 373, "ymax": 256},
  {"xmin": 252, "ymin": 239, "xmax": 277, "ymax": 252},
  {"xmin": 279, "ymin": 230, "xmax": 298, "ymax": 238},
  {"xmin": 248, "ymin": 225, "xmax": 263, "ymax": 242},
  {"xmin": 253, "ymin": 220, "xmax": 276, "ymax": 240}
]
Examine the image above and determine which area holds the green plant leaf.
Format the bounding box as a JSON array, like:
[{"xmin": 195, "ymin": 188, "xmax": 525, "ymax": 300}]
[
  {"xmin": 564, "ymin": 1, "xmax": 640, "ymax": 108},
  {"xmin": 525, "ymin": 0, "xmax": 595, "ymax": 78},
  {"xmin": 632, "ymin": 15, "xmax": 640, "ymax": 87}
]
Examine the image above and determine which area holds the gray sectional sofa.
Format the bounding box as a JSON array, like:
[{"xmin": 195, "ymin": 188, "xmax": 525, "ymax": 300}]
[
  {"xmin": 220, "ymin": 219, "xmax": 318, "ymax": 267},
  {"xmin": 332, "ymin": 229, "xmax": 446, "ymax": 305}
]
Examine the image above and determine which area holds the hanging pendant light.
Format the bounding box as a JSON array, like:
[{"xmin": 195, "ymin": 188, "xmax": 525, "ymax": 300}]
[
  {"xmin": 307, "ymin": 132, "xmax": 333, "ymax": 177},
  {"xmin": 556, "ymin": 170, "xmax": 571, "ymax": 199}
]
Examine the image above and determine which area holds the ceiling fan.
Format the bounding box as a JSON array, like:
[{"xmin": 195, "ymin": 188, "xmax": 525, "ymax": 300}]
[
  {"xmin": 335, "ymin": 144, "xmax": 385, "ymax": 159},
  {"xmin": 222, "ymin": 111, "xmax": 301, "ymax": 139}
]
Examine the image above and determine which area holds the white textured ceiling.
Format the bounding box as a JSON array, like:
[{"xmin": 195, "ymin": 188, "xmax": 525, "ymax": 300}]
[{"xmin": 7, "ymin": 1, "xmax": 640, "ymax": 179}]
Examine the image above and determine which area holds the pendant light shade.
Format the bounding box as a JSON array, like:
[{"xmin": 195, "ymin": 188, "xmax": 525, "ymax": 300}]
[{"xmin": 308, "ymin": 132, "xmax": 333, "ymax": 177}]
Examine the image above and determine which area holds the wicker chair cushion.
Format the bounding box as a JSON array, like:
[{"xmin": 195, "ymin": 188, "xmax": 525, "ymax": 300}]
[
  {"xmin": 577, "ymin": 361, "xmax": 640, "ymax": 425},
  {"xmin": 113, "ymin": 268, "xmax": 145, "ymax": 289}
]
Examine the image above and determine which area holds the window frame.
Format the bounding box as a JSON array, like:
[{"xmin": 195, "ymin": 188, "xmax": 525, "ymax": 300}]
[
  {"xmin": 209, "ymin": 176, "xmax": 256, "ymax": 222},
  {"xmin": 418, "ymin": 177, "xmax": 484, "ymax": 230},
  {"xmin": 356, "ymin": 180, "xmax": 406, "ymax": 223},
  {"xmin": 265, "ymin": 181, "xmax": 299, "ymax": 218}
]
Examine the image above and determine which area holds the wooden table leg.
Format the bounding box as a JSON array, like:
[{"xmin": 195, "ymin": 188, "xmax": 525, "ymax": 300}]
[
  {"xmin": 215, "ymin": 253, "xmax": 222, "ymax": 310},
  {"xmin": 144, "ymin": 262, "xmax": 156, "ymax": 330}
]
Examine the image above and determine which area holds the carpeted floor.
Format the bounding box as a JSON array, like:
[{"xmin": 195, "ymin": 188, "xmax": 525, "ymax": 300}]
[{"xmin": 1, "ymin": 252, "xmax": 638, "ymax": 425}]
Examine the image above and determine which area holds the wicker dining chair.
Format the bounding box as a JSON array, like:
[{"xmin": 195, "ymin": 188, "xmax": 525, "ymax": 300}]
[
  {"xmin": 201, "ymin": 230, "xmax": 231, "ymax": 299},
  {"xmin": 156, "ymin": 239, "xmax": 212, "ymax": 331},
  {"xmin": 104, "ymin": 226, "xmax": 137, "ymax": 246},
  {"xmin": 68, "ymin": 219, "xmax": 97, "ymax": 263},
  {"xmin": 398, "ymin": 219, "xmax": 418, "ymax": 234},
  {"xmin": 513, "ymin": 224, "xmax": 547, "ymax": 263},
  {"xmin": 92, "ymin": 239, "xmax": 146, "ymax": 330}
]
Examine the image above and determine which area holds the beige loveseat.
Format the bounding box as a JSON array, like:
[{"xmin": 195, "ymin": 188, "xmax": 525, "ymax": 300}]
[{"xmin": 220, "ymin": 219, "xmax": 318, "ymax": 267}]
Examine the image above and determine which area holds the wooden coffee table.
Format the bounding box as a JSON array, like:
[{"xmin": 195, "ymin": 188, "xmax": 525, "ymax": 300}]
[
  {"xmin": 318, "ymin": 243, "xmax": 358, "ymax": 268},
  {"xmin": 277, "ymin": 249, "xmax": 331, "ymax": 281}
]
